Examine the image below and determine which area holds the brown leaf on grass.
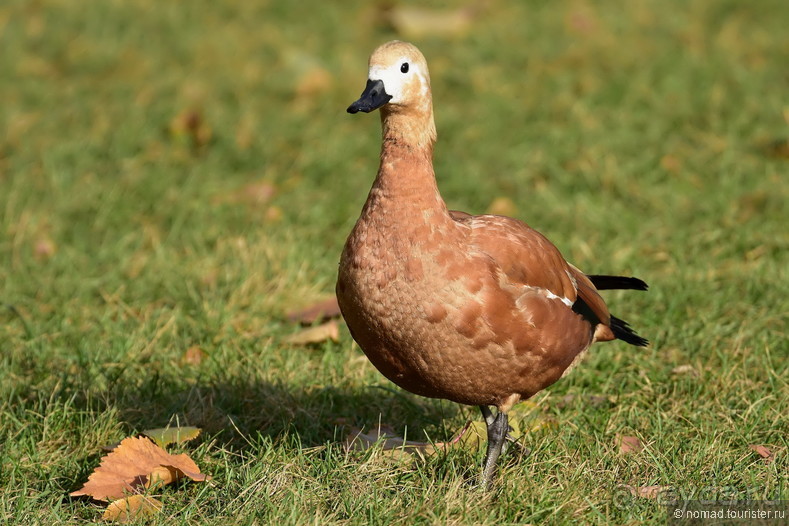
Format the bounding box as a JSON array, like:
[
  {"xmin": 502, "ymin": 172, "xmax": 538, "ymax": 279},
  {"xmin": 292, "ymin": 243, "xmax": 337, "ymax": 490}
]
[
  {"xmin": 617, "ymin": 434, "xmax": 644, "ymax": 454},
  {"xmin": 33, "ymin": 237, "xmax": 56, "ymax": 260},
  {"xmin": 235, "ymin": 117, "xmax": 256, "ymax": 151},
  {"xmin": 281, "ymin": 50, "xmax": 334, "ymax": 101},
  {"xmin": 564, "ymin": 4, "xmax": 600, "ymax": 35},
  {"xmin": 284, "ymin": 320, "xmax": 339, "ymax": 345},
  {"xmin": 620, "ymin": 484, "xmax": 666, "ymax": 499},
  {"xmin": 213, "ymin": 179, "xmax": 277, "ymax": 206},
  {"xmin": 762, "ymin": 138, "xmax": 789, "ymax": 160},
  {"xmin": 286, "ymin": 296, "xmax": 341, "ymax": 324},
  {"xmin": 236, "ymin": 180, "xmax": 277, "ymax": 205},
  {"xmin": 660, "ymin": 154, "xmax": 683, "ymax": 173},
  {"xmin": 486, "ymin": 196, "xmax": 517, "ymax": 217},
  {"xmin": 749, "ymin": 444, "xmax": 774, "ymax": 463},
  {"xmin": 671, "ymin": 364, "xmax": 697, "ymax": 376},
  {"xmin": 169, "ymin": 109, "xmax": 212, "ymax": 149},
  {"xmin": 295, "ymin": 66, "xmax": 333, "ymax": 98},
  {"xmin": 380, "ymin": 4, "xmax": 480, "ymax": 39},
  {"xmin": 142, "ymin": 426, "xmax": 202, "ymax": 448},
  {"xmin": 181, "ymin": 346, "xmax": 207, "ymax": 366},
  {"xmin": 199, "ymin": 269, "xmax": 219, "ymax": 287},
  {"xmin": 102, "ymin": 495, "xmax": 163, "ymax": 523},
  {"xmin": 265, "ymin": 205, "xmax": 283, "ymax": 222},
  {"xmin": 70, "ymin": 436, "xmax": 209, "ymax": 501}
]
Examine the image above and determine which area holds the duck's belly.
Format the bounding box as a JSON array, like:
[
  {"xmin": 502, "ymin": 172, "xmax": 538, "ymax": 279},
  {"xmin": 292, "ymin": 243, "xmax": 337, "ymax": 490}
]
[{"xmin": 336, "ymin": 254, "xmax": 593, "ymax": 407}]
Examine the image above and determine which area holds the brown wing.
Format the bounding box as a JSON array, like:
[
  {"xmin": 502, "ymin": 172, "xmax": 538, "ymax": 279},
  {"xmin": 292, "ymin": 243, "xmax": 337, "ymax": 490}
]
[
  {"xmin": 451, "ymin": 211, "xmax": 615, "ymax": 340},
  {"xmin": 451, "ymin": 212, "xmax": 577, "ymax": 302}
]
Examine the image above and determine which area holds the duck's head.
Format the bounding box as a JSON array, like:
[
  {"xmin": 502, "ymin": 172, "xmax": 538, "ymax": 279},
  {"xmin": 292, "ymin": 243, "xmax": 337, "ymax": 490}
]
[{"xmin": 347, "ymin": 41, "xmax": 431, "ymax": 115}]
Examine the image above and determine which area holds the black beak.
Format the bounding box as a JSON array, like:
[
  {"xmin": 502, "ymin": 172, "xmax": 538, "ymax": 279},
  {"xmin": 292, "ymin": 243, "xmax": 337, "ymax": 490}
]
[{"xmin": 347, "ymin": 79, "xmax": 392, "ymax": 114}]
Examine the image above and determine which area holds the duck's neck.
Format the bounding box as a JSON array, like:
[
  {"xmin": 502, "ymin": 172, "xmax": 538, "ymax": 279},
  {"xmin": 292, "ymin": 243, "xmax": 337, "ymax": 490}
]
[
  {"xmin": 381, "ymin": 103, "xmax": 437, "ymax": 152},
  {"xmin": 370, "ymin": 106, "xmax": 444, "ymax": 209}
]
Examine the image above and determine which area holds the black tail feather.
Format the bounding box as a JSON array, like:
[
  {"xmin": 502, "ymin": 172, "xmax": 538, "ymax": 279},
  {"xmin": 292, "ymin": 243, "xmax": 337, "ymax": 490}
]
[
  {"xmin": 588, "ymin": 275, "xmax": 648, "ymax": 291},
  {"xmin": 584, "ymin": 273, "xmax": 649, "ymax": 346},
  {"xmin": 610, "ymin": 315, "xmax": 649, "ymax": 347}
]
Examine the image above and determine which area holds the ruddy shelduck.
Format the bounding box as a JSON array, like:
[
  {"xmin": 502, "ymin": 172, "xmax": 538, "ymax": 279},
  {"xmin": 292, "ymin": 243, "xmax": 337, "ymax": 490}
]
[{"xmin": 337, "ymin": 41, "xmax": 648, "ymax": 487}]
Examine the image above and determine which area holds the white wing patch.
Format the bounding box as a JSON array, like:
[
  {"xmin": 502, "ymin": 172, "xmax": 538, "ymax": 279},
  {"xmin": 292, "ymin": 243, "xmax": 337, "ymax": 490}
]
[
  {"xmin": 565, "ymin": 269, "xmax": 578, "ymax": 290},
  {"xmin": 544, "ymin": 289, "xmax": 573, "ymax": 307},
  {"xmin": 511, "ymin": 283, "xmax": 574, "ymax": 309}
]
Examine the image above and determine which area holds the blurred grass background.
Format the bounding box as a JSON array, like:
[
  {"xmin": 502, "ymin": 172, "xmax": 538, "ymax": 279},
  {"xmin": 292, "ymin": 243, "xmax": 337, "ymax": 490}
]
[{"xmin": 1, "ymin": 0, "xmax": 787, "ymax": 523}]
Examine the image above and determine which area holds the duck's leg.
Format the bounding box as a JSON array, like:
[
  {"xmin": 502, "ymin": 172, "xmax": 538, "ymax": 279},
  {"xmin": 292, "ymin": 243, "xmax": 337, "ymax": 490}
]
[
  {"xmin": 480, "ymin": 404, "xmax": 510, "ymax": 454},
  {"xmin": 480, "ymin": 404, "xmax": 525, "ymax": 449},
  {"xmin": 480, "ymin": 410, "xmax": 509, "ymax": 488},
  {"xmin": 479, "ymin": 405, "xmax": 495, "ymax": 426}
]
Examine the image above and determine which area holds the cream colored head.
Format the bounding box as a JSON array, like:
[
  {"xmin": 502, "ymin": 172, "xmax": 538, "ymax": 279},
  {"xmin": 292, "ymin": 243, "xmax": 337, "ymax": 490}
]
[
  {"xmin": 347, "ymin": 41, "xmax": 432, "ymax": 115},
  {"xmin": 369, "ymin": 41, "xmax": 431, "ymax": 109}
]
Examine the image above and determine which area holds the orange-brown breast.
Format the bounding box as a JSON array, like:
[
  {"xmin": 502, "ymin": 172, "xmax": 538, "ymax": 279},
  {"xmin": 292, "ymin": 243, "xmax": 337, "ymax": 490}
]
[{"xmin": 337, "ymin": 173, "xmax": 596, "ymax": 407}]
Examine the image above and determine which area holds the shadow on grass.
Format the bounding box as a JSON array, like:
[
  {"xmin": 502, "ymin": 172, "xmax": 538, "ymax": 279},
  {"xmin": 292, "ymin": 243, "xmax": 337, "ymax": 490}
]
[
  {"xmin": 36, "ymin": 370, "xmax": 463, "ymax": 497},
  {"xmin": 56, "ymin": 367, "xmax": 463, "ymax": 451},
  {"xmin": 141, "ymin": 379, "xmax": 461, "ymax": 449}
]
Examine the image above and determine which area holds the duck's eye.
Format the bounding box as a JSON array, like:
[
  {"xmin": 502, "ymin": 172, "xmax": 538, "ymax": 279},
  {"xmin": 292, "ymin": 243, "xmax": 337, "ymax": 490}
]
[{"xmin": 400, "ymin": 62, "xmax": 409, "ymax": 73}]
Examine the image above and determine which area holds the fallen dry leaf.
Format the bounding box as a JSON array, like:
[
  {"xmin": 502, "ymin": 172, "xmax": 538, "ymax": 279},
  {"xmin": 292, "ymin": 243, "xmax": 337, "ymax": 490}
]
[
  {"xmin": 295, "ymin": 66, "xmax": 333, "ymax": 98},
  {"xmin": 762, "ymin": 138, "xmax": 789, "ymax": 160},
  {"xmin": 142, "ymin": 426, "xmax": 202, "ymax": 448},
  {"xmin": 169, "ymin": 109, "xmax": 212, "ymax": 149},
  {"xmin": 237, "ymin": 180, "xmax": 277, "ymax": 205},
  {"xmin": 33, "ymin": 237, "xmax": 56, "ymax": 260},
  {"xmin": 660, "ymin": 154, "xmax": 683, "ymax": 173},
  {"xmin": 286, "ymin": 296, "xmax": 341, "ymax": 324},
  {"xmin": 182, "ymin": 346, "xmax": 207, "ymax": 366},
  {"xmin": 617, "ymin": 434, "xmax": 644, "ymax": 454},
  {"xmin": 564, "ymin": 3, "xmax": 600, "ymax": 35},
  {"xmin": 281, "ymin": 50, "xmax": 334, "ymax": 101},
  {"xmin": 145, "ymin": 465, "xmax": 189, "ymax": 489},
  {"xmin": 749, "ymin": 444, "xmax": 774, "ymax": 463},
  {"xmin": 235, "ymin": 118, "xmax": 255, "ymax": 151},
  {"xmin": 284, "ymin": 320, "xmax": 339, "ymax": 345},
  {"xmin": 381, "ymin": 4, "xmax": 479, "ymax": 39},
  {"xmin": 71, "ymin": 436, "xmax": 209, "ymax": 501},
  {"xmin": 671, "ymin": 364, "xmax": 697, "ymax": 376},
  {"xmin": 486, "ymin": 196, "xmax": 518, "ymax": 217},
  {"xmin": 213, "ymin": 179, "xmax": 277, "ymax": 207},
  {"xmin": 265, "ymin": 205, "xmax": 283, "ymax": 222},
  {"xmin": 102, "ymin": 495, "xmax": 163, "ymax": 523},
  {"xmin": 620, "ymin": 484, "xmax": 666, "ymax": 499}
]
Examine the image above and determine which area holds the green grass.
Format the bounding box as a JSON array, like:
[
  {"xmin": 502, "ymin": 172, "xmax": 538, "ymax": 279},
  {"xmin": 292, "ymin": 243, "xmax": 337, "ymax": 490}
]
[{"xmin": 1, "ymin": 0, "xmax": 787, "ymax": 523}]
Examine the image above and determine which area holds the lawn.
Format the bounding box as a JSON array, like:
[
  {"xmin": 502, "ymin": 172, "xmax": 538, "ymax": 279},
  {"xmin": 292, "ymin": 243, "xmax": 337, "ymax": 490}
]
[{"xmin": 1, "ymin": 0, "xmax": 787, "ymax": 523}]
